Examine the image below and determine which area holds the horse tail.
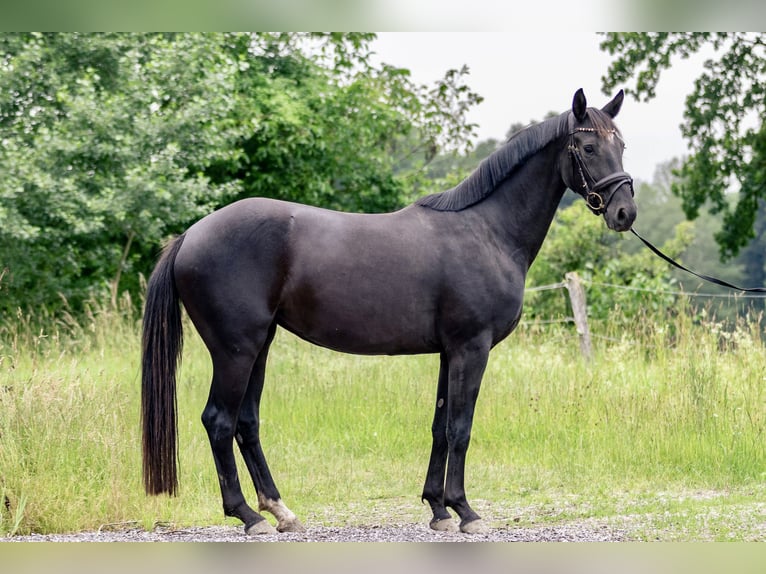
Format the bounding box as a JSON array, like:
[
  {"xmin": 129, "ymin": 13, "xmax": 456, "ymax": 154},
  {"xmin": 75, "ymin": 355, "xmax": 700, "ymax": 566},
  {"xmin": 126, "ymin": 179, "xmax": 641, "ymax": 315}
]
[{"xmin": 141, "ymin": 234, "xmax": 186, "ymax": 496}]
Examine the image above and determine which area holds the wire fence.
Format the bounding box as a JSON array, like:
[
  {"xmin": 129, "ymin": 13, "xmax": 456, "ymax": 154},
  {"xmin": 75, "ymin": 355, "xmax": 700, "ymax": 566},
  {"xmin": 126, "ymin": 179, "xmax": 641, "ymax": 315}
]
[
  {"xmin": 526, "ymin": 278, "xmax": 766, "ymax": 299},
  {"xmin": 519, "ymin": 273, "xmax": 766, "ymax": 353}
]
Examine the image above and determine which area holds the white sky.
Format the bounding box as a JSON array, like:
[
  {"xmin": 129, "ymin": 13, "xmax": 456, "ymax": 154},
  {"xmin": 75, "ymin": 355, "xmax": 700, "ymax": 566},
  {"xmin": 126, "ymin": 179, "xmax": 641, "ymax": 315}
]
[{"xmin": 371, "ymin": 32, "xmax": 708, "ymax": 184}]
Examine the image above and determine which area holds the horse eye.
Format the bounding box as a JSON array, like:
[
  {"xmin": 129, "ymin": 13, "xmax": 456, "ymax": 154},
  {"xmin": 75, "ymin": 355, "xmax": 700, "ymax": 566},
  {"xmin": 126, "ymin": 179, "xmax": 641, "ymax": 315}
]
[{"xmin": 583, "ymin": 144, "xmax": 595, "ymax": 154}]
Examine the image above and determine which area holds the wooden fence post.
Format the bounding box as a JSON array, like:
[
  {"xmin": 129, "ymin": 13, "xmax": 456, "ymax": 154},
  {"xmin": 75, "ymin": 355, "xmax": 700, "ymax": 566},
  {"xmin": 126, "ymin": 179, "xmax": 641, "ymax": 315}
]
[{"xmin": 565, "ymin": 272, "xmax": 592, "ymax": 359}]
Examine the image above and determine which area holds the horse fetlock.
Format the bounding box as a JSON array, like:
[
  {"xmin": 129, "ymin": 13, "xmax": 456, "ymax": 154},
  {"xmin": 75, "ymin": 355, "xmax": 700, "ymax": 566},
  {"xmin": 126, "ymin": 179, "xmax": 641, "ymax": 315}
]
[
  {"xmin": 258, "ymin": 495, "xmax": 303, "ymax": 531},
  {"xmin": 224, "ymin": 499, "xmax": 267, "ymax": 532},
  {"xmin": 223, "ymin": 499, "xmax": 247, "ymax": 517}
]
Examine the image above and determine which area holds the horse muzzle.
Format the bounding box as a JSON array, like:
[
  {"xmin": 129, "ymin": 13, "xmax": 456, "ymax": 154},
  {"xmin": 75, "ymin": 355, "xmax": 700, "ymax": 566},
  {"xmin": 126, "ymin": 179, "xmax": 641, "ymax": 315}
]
[{"xmin": 601, "ymin": 176, "xmax": 636, "ymax": 232}]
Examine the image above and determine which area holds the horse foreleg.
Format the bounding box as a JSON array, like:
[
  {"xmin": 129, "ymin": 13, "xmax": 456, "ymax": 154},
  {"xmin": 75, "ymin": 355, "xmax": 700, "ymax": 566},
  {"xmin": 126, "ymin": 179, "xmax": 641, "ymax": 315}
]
[
  {"xmin": 422, "ymin": 354, "xmax": 457, "ymax": 532},
  {"xmin": 236, "ymin": 326, "xmax": 304, "ymax": 533},
  {"xmin": 202, "ymin": 356, "xmax": 276, "ymax": 535},
  {"xmin": 443, "ymin": 339, "xmax": 491, "ymax": 534}
]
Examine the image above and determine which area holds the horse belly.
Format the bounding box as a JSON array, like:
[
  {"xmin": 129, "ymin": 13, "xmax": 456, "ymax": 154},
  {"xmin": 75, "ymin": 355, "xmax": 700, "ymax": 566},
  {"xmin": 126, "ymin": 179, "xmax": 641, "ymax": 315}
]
[{"xmin": 277, "ymin": 281, "xmax": 438, "ymax": 355}]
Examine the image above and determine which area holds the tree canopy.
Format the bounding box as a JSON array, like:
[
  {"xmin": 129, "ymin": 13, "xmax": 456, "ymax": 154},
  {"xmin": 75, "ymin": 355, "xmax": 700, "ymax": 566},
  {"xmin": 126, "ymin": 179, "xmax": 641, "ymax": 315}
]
[
  {"xmin": 600, "ymin": 33, "xmax": 766, "ymax": 268},
  {"xmin": 0, "ymin": 33, "xmax": 481, "ymax": 315}
]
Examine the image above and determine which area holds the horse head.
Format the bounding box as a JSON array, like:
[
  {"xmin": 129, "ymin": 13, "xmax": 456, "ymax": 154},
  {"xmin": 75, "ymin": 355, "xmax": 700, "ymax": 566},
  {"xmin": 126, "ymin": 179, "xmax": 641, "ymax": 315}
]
[{"xmin": 562, "ymin": 88, "xmax": 637, "ymax": 232}]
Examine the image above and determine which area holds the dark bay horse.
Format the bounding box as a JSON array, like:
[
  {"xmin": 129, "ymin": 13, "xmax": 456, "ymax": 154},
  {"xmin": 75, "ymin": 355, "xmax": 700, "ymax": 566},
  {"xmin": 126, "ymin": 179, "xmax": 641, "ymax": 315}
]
[{"xmin": 141, "ymin": 89, "xmax": 637, "ymax": 535}]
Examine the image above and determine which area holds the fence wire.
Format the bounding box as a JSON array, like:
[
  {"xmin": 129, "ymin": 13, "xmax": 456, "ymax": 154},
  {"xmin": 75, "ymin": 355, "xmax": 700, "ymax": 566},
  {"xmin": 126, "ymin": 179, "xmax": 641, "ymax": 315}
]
[
  {"xmin": 525, "ymin": 279, "xmax": 766, "ymax": 299},
  {"xmin": 521, "ymin": 274, "xmax": 765, "ymax": 351}
]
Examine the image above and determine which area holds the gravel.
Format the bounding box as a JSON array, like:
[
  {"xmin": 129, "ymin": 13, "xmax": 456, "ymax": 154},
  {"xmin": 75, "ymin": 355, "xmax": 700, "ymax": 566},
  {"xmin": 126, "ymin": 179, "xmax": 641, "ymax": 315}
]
[{"xmin": 2, "ymin": 520, "xmax": 629, "ymax": 542}]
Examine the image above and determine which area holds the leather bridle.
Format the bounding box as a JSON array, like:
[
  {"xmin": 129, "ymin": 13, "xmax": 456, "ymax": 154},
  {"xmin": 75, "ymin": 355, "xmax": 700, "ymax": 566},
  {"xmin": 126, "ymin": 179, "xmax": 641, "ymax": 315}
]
[{"xmin": 567, "ymin": 122, "xmax": 634, "ymax": 216}]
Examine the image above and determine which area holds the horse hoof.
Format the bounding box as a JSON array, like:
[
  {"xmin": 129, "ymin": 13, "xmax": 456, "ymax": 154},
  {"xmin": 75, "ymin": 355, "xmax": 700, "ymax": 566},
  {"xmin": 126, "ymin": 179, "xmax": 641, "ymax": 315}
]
[
  {"xmin": 245, "ymin": 519, "xmax": 277, "ymax": 535},
  {"xmin": 277, "ymin": 519, "xmax": 306, "ymax": 533},
  {"xmin": 430, "ymin": 518, "xmax": 458, "ymax": 532},
  {"xmin": 460, "ymin": 519, "xmax": 488, "ymax": 534}
]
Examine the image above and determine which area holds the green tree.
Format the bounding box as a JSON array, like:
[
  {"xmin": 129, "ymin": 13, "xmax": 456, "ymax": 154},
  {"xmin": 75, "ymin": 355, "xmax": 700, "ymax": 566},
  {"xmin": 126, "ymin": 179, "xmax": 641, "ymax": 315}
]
[
  {"xmin": 0, "ymin": 33, "xmax": 483, "ymax": 316},
  {"xmin": 600, "ymin": 33, "xmax": 766, "ymax": 271},
  {"xmin": 212, "ymin": 35, "xmax": 482, "ymax": 213},
  {"xmin": 526, "ymin": 199, "xmax": 694, "ymax": 323},
  {"xmin": 633, "ymin": 159, "xmax": 749, "ymax": 292},
  {"xmin": 0, "ymin": 33, "xmax": 245, "ymax": 312}
]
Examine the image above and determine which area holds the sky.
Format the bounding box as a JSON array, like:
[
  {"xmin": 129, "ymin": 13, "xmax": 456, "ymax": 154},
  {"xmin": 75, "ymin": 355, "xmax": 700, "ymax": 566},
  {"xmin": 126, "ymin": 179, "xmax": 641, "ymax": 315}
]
[{"xmin": 371, "ymin": 32, "xmax": 708, "ymax": 184}]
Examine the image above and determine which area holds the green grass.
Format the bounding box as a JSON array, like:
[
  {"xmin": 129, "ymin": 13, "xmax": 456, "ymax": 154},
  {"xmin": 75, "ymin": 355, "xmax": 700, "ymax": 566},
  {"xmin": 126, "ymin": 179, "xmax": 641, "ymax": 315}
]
[{"xmin": 2, "ymin": 299, "xmax": 766, "ymax": 539}]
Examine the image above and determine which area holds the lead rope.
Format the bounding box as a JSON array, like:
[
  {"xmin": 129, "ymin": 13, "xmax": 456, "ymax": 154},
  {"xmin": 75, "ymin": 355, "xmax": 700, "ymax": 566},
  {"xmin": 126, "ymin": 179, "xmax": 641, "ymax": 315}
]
[{"xmin": 630, "ymin": 228, "xmax": 766, "ymax": 293}]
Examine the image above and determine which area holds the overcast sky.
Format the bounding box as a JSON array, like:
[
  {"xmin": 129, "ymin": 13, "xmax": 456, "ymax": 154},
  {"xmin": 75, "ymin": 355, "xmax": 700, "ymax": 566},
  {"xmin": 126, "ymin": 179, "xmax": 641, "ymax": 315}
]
[{"xmin": 371, "ymin": 32, "xmax": 708, "ymax": 184}]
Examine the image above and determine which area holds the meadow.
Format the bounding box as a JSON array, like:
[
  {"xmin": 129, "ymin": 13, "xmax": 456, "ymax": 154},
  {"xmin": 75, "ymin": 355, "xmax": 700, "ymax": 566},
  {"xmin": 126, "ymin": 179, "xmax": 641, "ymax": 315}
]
[{"xmin": 2, "ymin": 295, "xmax": 766, "ymax": 540}]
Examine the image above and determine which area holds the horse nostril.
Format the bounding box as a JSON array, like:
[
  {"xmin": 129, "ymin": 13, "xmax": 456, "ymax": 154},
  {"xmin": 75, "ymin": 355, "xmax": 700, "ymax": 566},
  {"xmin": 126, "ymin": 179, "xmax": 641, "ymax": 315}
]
[{"xmin": 617, "ymin": 207, "xmax": 627, "ymax": 223}]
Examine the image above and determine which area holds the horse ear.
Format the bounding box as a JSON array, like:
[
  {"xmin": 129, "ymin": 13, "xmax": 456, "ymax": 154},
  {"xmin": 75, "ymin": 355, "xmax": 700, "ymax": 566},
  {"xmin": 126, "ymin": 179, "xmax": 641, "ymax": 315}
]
[
  {"xmin": 572, "ymin": 88, "xmax": 587, "ymax": 122},
  {"xmin": 602, "ymin": 89, "xmax": 624, "ymax": 118}
]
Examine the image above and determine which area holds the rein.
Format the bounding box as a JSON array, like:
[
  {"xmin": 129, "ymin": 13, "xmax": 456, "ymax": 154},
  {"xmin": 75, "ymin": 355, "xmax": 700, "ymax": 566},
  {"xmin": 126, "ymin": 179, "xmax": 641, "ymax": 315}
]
[
  {"xmin": 565, "ymin": 116, "xmax": 765, "ymax": 294},
  {"xmin": 631, "ymin": 228, "xmax": 766, "ymax": 294}
]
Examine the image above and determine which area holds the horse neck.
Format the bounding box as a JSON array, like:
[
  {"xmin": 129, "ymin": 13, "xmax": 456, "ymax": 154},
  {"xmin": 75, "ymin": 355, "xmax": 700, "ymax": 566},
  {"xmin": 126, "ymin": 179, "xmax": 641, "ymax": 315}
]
[{"xmin": 476, "ymin": 144, "xmax": 567, "ymax": 268}]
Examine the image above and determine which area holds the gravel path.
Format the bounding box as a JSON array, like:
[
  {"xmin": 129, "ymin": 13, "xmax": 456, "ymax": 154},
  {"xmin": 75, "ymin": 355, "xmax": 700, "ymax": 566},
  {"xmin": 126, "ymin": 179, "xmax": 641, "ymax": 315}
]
[{"xmin": 3, "ymin": 520, "xmax": 629, "ymax": 542}]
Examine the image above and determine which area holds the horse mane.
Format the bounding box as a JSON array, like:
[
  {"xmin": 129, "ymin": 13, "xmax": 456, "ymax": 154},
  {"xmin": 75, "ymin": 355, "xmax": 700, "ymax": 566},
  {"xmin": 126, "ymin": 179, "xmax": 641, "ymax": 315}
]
[{"xmin": 415, "ymin": 108, "xmax": 615, "ymax": 212}]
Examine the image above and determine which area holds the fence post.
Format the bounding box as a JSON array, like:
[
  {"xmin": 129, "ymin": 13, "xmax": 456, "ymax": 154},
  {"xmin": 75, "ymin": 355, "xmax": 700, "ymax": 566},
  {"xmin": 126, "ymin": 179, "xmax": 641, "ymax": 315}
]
[{"xmin": 565, "ymin": 272, "xmax": 592, "ymax": 359}]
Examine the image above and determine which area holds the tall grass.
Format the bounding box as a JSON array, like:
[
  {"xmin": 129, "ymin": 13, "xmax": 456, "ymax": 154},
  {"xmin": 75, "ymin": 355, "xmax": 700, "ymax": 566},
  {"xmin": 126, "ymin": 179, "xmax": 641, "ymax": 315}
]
[{"xmin": 1, "ymin": 296, "xmax": 765, "ymax": 538}]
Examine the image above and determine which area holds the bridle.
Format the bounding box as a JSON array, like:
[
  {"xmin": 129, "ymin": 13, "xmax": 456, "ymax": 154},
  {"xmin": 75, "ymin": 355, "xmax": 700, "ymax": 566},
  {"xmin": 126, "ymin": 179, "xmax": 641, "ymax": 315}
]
[
  {"xmin": 567, "ymin": 121, "xmax": 634, "ymax": 216},
  {"xmin": 564, "ymin": 108, "xmax": 766, "ymax": 295}
]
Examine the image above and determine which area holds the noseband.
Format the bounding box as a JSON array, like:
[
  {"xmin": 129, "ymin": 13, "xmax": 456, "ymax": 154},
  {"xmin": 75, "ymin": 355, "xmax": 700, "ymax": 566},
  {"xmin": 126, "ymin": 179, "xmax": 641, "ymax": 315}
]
[{"xmin": 567, "ymin": 126, "xmax": 634, "ymax": 216}]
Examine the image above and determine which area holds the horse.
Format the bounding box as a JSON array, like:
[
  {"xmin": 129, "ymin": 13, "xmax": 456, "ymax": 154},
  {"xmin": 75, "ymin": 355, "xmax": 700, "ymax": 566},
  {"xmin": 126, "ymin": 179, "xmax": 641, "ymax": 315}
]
[{"xmin": 141, "ymin": 88, "xmax": 637, "ymax": 535}]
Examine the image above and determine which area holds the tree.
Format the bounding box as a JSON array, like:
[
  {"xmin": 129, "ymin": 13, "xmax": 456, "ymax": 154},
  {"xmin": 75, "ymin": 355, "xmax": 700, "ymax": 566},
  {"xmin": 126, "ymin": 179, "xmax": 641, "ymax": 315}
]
[
  {"xmin": 0, "ymin": 33, "xmax": 483, "ymax": 316},
  {"xmin": 600, "ymin": 33, "xmax": 766, "ymax": 268},
  {"xmin": 524, "ymin": 199, "xmax": 694, "ymax": 324},
  {"xmin": 211, "ymin": 34, "xmax": 482, "ymax": 214},
  {"xmin": 0, "ymin": 33, "xmax": 245, "ymax": 312},
  {"xmin": 632, "ymin": 160, "xmax": 750, "ymax": 294}
]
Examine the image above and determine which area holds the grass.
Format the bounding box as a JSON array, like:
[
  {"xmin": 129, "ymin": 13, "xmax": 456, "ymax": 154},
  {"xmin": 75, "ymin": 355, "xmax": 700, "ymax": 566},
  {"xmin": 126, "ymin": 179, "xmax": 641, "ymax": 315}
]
[{"xmin": 1, "ymin": 297, "xmax": 766, "ymax": 539}]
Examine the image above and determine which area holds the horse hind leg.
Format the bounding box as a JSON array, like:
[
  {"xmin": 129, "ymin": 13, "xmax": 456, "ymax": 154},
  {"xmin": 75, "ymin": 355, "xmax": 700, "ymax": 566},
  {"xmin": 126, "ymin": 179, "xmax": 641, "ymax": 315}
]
[
  {"xmin": 235, "ymin": 324, "xmax": 304, "ymax": 533},
  {"xmin": 202, "ymin": 351, "xmax": 276, "ymax": 535}
]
